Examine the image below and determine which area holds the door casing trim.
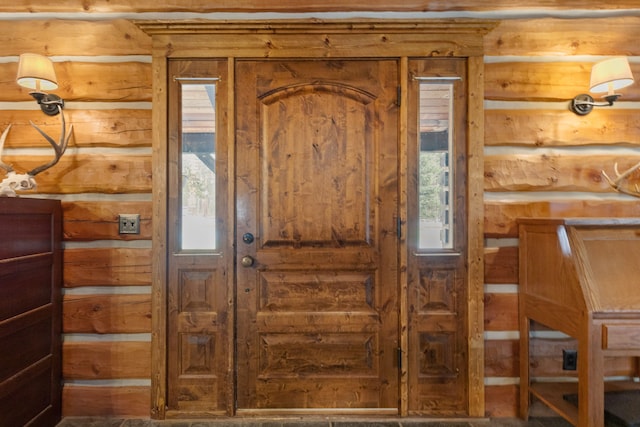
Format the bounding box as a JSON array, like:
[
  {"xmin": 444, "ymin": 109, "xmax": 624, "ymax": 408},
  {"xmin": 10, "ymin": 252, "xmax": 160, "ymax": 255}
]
[{"xmin": 138, "ymin": 18, "xmax": 497, "ymax": 419}]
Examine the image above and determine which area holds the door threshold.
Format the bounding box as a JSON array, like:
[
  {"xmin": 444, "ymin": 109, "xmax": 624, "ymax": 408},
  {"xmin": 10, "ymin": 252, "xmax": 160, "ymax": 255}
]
[{"xmin": 235, "ymin": 408, "xmax": 399, "ymax": 416}]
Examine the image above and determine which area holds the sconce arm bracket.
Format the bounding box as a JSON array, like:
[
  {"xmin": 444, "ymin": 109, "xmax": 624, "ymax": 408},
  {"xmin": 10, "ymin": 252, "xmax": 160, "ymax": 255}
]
[
  {"xmin": 570, "ymin": 94, "xmax": 596, "ymax": 115},
  {"xmin": 570, "ymin": 93, "xmax": 623, "ymax": 115},
  {"xmin": 29, "ymin": 92, "xmax": 64, "ymax": 117}
]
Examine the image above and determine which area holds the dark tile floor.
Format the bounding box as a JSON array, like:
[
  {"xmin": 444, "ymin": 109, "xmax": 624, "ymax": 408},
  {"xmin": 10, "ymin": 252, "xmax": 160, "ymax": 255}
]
[{"xmin": 56, "ymin": 417, "xmax": 575, "ymax": 427}]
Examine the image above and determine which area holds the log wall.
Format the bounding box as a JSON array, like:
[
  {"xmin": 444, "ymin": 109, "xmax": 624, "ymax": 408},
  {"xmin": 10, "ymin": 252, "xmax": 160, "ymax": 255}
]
[{"xmin": 1, "ymin": 1, "xmax": 639, "ymax": 419}]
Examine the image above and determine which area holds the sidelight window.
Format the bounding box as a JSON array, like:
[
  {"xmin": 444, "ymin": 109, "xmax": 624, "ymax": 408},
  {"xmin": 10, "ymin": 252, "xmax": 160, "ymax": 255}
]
[
  {"xmin": 180, "ymin": 82, "xmax": 217, "ymax": 250},
  {"xmin": 417, "ymin": 81, "xmax": 455, "ymax": 250}
]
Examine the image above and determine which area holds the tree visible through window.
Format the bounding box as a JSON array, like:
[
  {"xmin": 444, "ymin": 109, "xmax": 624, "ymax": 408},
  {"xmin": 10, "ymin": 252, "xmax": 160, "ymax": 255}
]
[
  {"xmin": 180, "ymin": 83, "xmax": 217, "ymax": 250},
  {"xmin": 418, "ymin": 83, "xmax": 453, "ymax": 249}
]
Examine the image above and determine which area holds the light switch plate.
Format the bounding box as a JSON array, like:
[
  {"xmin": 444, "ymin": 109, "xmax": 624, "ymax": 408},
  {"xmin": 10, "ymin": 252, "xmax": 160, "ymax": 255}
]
[{"xmin": 118, "ymin": 214, "xmax": 140, "ymax": 234}]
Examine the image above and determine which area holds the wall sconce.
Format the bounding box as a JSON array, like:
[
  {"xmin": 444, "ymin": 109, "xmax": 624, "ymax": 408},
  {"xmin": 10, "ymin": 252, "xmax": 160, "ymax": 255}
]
[
  {"xmin": 0, "ymin": 53, "xmax": 73, "ymax": 197},
  {"xmin": 570, "ymin": 57, "xmax": 635, "ymax": 115},
  {"xmin": 16, "ymin": 53, "xmax": 65, "ymax": 116}
]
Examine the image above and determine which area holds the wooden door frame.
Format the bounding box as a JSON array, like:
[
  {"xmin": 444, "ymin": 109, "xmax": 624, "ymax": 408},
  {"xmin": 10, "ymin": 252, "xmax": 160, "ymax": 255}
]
[{"xmin": 137, "ymin": 18, "xmax": 497, "ymax": 419}]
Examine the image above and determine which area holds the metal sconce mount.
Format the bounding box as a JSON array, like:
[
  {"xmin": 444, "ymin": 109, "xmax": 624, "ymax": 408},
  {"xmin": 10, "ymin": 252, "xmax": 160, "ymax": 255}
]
[
  {"xmin": 569, "ymin": 57, "xmax": 634, "ymax": 116},
  {"xmin": 16, "ymin": 53, "xmax": 65, "ymax": 116},
  {"xmin": 28, "ymin": 91, "xmax": 65, "ymax": 117},
  {"xmin": 571, "ymin": 92, "xmax": 622, "ymax": 116}
]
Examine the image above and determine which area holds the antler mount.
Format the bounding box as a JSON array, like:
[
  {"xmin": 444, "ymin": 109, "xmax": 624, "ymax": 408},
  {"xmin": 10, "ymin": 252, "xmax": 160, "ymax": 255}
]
[
  {"xmin": 602, "ymin": 161, "xmax": 640, "ymax": 198},
  {"xmin": 0, "ymin": 109, "xmax": 73, "ymax": 197}
]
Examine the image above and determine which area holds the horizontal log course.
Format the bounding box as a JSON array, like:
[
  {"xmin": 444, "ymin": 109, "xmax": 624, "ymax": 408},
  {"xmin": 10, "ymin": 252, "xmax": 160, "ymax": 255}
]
[
  {"xmin": 485, "ymin": 246, "xmax": 518, "ymax": 284},
  {"xmin": 0, "ymin": 61, "xmax": 151, "ymax": 103},
  {"xmin": 484, "ymin": 200, "xmax": 640, "ymax": 238},
  {"xmin": 62, "ymin": 385, "xmax": 150, "ymax": 417},
  {"xmin": 485, "ymin": 338, "xmax": 634, "ymax": 378},
  {"xmin": 0, "ymin": 0, "xmax": 636, "ymax": 13},
  {"xmin": 63, "ymin": 294, "xmax": 152, "ymax": 334},
  {"xmin": 63, "ymin": 200, "xmax": 152, "ymax": 241},
  {"xmin": 0, "ymin": 16, "xmax": 638, "ymax": 61},
  {"xmin": 485, "ymin": 154, "xmax": 640, "ymax": 193},
  {"xmin": 485, "ymin": 339, "xmax": 518, "ymax": 378},
  {"xmin": 530, "ymin": 336, "xmax": 636, "ymax": 379},
  {"xmin": 64, "ymin": 247, "xmax": 152, "ymax": 287},
  {"xmin": 485, "ymin": 109, "xmax": 640, "ymax": 147},
  {"xmin": 0, "ymin": 154, "xmax": 152, "ymax": 194},
  {"xmin": 485, "ymin": 61, "xmax": 640, "ymax": 102},
  {"xmin": 484, "ymin": 17, "xmax": 640, "ymax": 56},
  {"xmin": 0, "ymin": 15, "xmax": 638, "ymax": 61},
  {"xmin": 485, "ymin": 384, "xmax": 517, "ymax": 418},
  {"xmin": 63, "ymin": 341, "xmax": 151, "ymax": 379},
  {"xmin": 486, "ymin": 338, "xmax": 637, "ymax": 379},
  {"xmin": 484, "ymin": 292, "xmax": 518, "ymax": 331},
  {"xmin": 0, "ymin": 20, "xmax": 151, "ymax": 56},
  {"xmin": 0, "ymin": 110, "xmax": 151, "ymax": 148}
]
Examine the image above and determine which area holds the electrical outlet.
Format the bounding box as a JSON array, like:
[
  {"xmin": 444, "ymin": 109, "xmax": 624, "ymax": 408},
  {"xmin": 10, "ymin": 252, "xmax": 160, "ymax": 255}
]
[
  {"xmin": 118, "ymin": 214, "xmax": 140, "ymax": 234},
  {"xmin": 562, "ymin": 349, "xmax": 577, "ymax": 370}
]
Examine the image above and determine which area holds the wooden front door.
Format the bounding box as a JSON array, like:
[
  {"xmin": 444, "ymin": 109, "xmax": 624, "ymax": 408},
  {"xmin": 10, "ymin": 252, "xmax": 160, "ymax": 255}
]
[{"xmin": 235, "ymin": 59, "xmax": 399, "ymax": 412}]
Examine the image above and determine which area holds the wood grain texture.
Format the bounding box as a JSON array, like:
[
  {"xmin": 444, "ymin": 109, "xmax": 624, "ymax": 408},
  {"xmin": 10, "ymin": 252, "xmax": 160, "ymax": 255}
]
[
  {"xmin": 485, "ymin": 340, "xmax": 518, "ymax": 378},
  {"xmin": 165, "ymin": 59, "xmax": 232, "ymax": 415},
  {"xmin": 0, "ymin": 0, "xmax": 636, "ymax": 13},
  {"xmin": 147, "ymin": 31, "xmax": 489, "ymax": 58},
  {"xmin": 485, "ymin": 385, "xmax": 518, "ymax": 418},
  {"xmin": 64, "ymin": 248, "xmax": 152, "ymax": 287},
  {"xmin": 486, "ymin": 336, "xmax": 636, "ymax": 379},
  {"xmin": 0, "ymin": 110, "xmax": 151, "ymax": 148},
  {"xmin": 467, "ymin": 54, "xmax": 487, "ymax": 418},
  {"xmin": 485, "ymin": 109, "xmax": 640, "ymax": 147},
  {"xmin": 62, "ymin": 201, "xmax": 152, "ymax": 241},
  {"xmin": 518, "ymin": 219, "xmax": 640, "ymax": 425},
  {"xmin": 63, "ymin": 294, "xmax": 151, "ymax": 333},
  {"xmin": 62, "ymin": 385, "xmax": 150, "ymax": 417},
  {"xmin": 397, "ymin": 56, "xmax": 409, "ymax": 416},
  {"xmin": 405, "ymin": 57, "xmax": 473, "ymax": 416},
  {"xmin": 485, "ymin": 200, "xmax": 640, "ymax": 238},
  {"xmin": 1, "ymin": 154, "xmax": 152, "ymax": 194},
  {"xmin": 486, "ymin": 61, "xmax": 640, "ymax": 102},
  {"xmin": 0, "ymin": 20, "xmax": 151, "ymax": 56},
  {"xmin": 485, "ymin": 247, "xmax": 518, "ymax": 284},
  {"xmin": 150, "ymin": 38, "xmax": 170, "ymax": 420},
  {"xmin": 484, "ymin": 17, "xmax": 640, "ymax": 56},
  {"xmin": 63, "ymin": 341, "xmax": 151, "ymax": 379},
  {"xmin": 234, "ymin": 58, "xmax": 399, "ymax": 412},
  {"xmin": 149, "ymin": 19, "xmax": 492, "ymax": 419},
  {"xmin": 484, "ymin": 293, "xmax": 518, "ymax": 332},
  {"xmin": 1, "ymin": 5, "xmax": 639, "ymax": 421},
  {"xmin": 0, "ymin": 61, "xmax": 151, "ymax": 103},
  {"xmin": 485, "ymin": 154, "xmax": 640, "ymax": 193}
]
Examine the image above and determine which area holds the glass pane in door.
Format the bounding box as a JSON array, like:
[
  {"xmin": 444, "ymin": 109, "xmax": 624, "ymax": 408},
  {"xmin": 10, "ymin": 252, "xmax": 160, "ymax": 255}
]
[
  {"xmin": 418, "ymin": 82, "xmax": 454, "ymax": 250},
  {"xmin": 181, "ymin": 83, "xmax": 217, "ymax": 250}
]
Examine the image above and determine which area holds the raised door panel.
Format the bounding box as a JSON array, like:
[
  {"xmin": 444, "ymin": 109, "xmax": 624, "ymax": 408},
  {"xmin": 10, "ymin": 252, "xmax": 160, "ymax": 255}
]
[
  {"xmin": 235, "ymin": 59, "xmax": 399, "ymax": 412},
  {"xmin": 166, "ymin": 59, "xmax": 231, "ymax": 414},
  {"xmin": 406, "ymin": 58, "xmax": 469, "ymax": 415}
]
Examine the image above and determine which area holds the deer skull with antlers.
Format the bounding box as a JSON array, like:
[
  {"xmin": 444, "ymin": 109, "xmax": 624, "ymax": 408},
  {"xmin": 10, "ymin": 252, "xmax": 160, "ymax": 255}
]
[{"xmin": 0, "ymin": 109, "xmax": 73, "ymax": 197}]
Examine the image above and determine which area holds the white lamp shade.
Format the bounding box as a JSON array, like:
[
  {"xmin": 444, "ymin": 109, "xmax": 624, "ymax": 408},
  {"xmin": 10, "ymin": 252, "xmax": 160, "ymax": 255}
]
[
  {"xmin": 16, "ymin": 53, "xmax": 58, "ymax": 91},
  {"xmin": 589, "ymin": 57, "xmax": 634, "ymax": 94}
]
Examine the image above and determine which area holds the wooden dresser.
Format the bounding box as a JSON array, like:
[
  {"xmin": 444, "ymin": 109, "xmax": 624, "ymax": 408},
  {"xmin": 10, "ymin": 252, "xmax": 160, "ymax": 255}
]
[
  {"xmin": 0, "ymin": 198, "xmax": 62, "ymax": 427},
  {"xmin": 518, "ymin": 218, "xmax": 640, "ymax": 427}
]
